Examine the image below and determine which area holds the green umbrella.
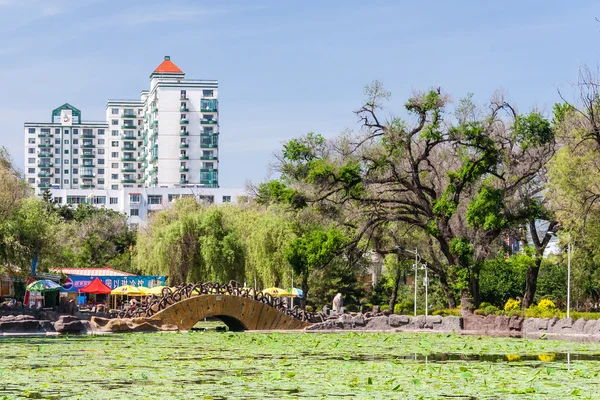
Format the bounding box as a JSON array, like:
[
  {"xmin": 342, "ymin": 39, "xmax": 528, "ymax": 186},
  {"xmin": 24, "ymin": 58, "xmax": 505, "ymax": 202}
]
[{"xmin": 26, "ymin": 280, "xmax": 61, "ymax": 292}]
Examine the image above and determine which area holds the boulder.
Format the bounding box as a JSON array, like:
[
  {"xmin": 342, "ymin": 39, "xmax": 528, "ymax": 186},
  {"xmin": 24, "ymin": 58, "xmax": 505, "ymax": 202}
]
[
  {"xmin": 352, "ymin": 314, "xmax": 366, "ymax": 327},
  {"xmin": 38, "ymin": 320, "xmax": 56, "ymax": 332},
  {"xmin": 54, "ymin": 315, "xmax": 85, "ymax": 334},
  {"xmin": 571, "ymin": 318, "xmax": 587, "ymax": 334},
  {"xmin": 410, "ymin": 315, "xmax": 426, "ymax": 329},
  {"xmin": 339, "ymin": 314, "xmax": 354, "ymax": 329},
  {"xmin": 388, "ymin": 314, "xmax": 410, "ymax": 327},
  {"xmin": 365, "ymin": 315, "xmax": 390, "ymax": 330},
  {"xmin": 583, "ymin": 319, "xmax": 598, "ymax": 334},
  {"xmin": 437, "ymin": 316, "xmax": 462, "ymax": 331},
  {"xmin": 0, "ymin": 319, "xmax": 41, "ymax": 333}
]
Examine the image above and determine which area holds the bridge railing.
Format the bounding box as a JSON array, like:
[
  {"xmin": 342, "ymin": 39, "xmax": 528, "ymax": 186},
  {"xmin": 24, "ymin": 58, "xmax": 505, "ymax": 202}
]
[{"xmin": 119, "ymin": 281, "xmax": 324, "ymax": 323}]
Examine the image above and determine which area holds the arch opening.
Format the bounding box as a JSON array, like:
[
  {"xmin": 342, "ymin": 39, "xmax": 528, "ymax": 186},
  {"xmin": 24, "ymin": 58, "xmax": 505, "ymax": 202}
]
[{"xmin": 213, "ymin": 315, "xmax": 248, "ymax": 332}]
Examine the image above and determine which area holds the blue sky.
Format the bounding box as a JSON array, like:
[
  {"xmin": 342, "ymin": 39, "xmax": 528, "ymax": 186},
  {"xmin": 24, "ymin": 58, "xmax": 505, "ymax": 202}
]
[{"xmin": 0, "ymin": 0, "xmax": 598, "ymax": 187}]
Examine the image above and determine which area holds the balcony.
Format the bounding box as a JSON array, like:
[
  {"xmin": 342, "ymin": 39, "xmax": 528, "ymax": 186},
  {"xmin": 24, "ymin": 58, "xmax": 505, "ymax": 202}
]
[
  {"xmin": 180, "ymin": 106, "xmax": 189, "ymax": 112},
  {"xmin": 37, "ymin": 162, "xmax": 53, "ymax": 167},
  {"xmin": 180, "ymin": 130, "xmax": 189, "ymax": 136},
  {"xmin": 151, "ymin": 178, "xmax": 158, "ymax": 185},
  {"xmin": 180, "ymin": 95, "xmax": 189, "ymax": 100},
  {"xmin": 200, "ymin": 142, "xmax": 218, "ymax": 149},
  {"xmin": 179, "ymin": 179, "xmax": 189, "ymax": 184},
  {"xmin": 179, "ymin": 143, "xmax": 189, "ymax": 148},
  {"xmin": 200, "ymin": 180, "xmax": 218, "ymax": 186},
  {"xmin": 38, "ymin": 152, "xmax": 53, "ymax": 158},
  {"xmin": 80, "ymin": 184, "xmax": 96, "ymax": 189},
  {"xmin": 180, "ymin": 119, "xmax": 189, "ymax": 125},
  {"xmin": 121, "ymin": 125, "xmax": 136, "ymax": 130},
  {"xmin": 201, "ymin": 168, "xmax": 218, "ymax": 173},
  {"xmin": 81, "ymin": 163, "xmax": 95, "ymax": 167},
  {"xmin": 201, "ymin": 107, "xmax": 218, "ymax": 113},
  {"xmin": 38, "ymin": 143, "xmax": 53, "ymax": 148},
  {"xmin": 81, "ymin": 144, "xmax": 96, "ymax": 149},
  {"xmin": 121, "ymin": 114, "xmax": 136, "ymax": 118},
  {"xmin": 200, "ymin": 120, "xmax": 217, "ymax": 125},
  {"xmin": 82, "ymin": 132, "xmax": 95, "ymax": 138},
  {"xmin": 81, "ymin": 153, "xmax": 95, "ymax": 159},
  {"xmin": 149, "ymin": 167, "xmax": 158, "ymax": 175},
  {"xmin": 37, "ymin": 172, "xmax": 53, "ymax": 177},
  {"xmin": 121, "ymin": 168, "xmax": 136, "ymax": 173},
  {"xmin": 37, "ymin": 183, "xmax": 51, "ymax": 189},
  {"xmin": 38, "ymin": 132, "xmax": 53, "ymax": 138},
  {"xmin": 121, "ymin": 147, "xmax": 136, "ymax": 152},
  {"xmin": 122, "ymin": 133, "xmax": 136, "ymax": 140},
  {"xmin": 121, "ymin": 179, "xmax": 136, "ymax": 183},
  {"xmin": 80, "ymin": 173, "xmax": 95, "ymax": 178},
  {"xmin": 150, "ymin": 155, "xmax": 158, "ymax": 163},
  {"xmin": 179, "ymin": 167, "xmax": 189, "ymax": 172},
  {"xmin": 179, "ymin": 155, "xmax": 189, "ymax": 160},
  {"xmin": 201, "ymin": 156, "xmax": 218, "ymax": 161},
  {"xmin": 121, "ymin": 156, "xmax": 136, "ymax": 162},
  {"xmin": 151, "ymin": 106, "xmax": 158, "ymax": 113}
]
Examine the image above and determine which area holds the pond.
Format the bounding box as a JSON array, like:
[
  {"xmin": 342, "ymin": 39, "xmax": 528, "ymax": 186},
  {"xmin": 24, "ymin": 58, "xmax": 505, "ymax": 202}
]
[{"xmin": 1, "ymin": 331, "xmax": 600, "ymax": 399}]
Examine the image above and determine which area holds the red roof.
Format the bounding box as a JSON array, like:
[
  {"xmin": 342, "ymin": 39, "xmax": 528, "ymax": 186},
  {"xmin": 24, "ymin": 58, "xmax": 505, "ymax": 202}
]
[
  {"xmin": 51, "ymin": 266, "xmax": 136, "ymax": 277},
  {"xmin": 78, "ymin": 277, "xmax": 112, "ymax": 294},
  {"xmin": 153, "ymin": 56, "xmax": 183, "ymax": 74}
]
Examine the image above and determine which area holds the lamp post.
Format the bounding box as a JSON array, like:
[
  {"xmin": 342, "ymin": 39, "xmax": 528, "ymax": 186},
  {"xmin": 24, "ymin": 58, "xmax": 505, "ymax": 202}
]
[
  {"xmin": 396, "ymin": 246, "xmax": 420, "ymax": 317},
  {"xmin": 421, "ymin": 263, "xmax": 429, "ymax": 317}
]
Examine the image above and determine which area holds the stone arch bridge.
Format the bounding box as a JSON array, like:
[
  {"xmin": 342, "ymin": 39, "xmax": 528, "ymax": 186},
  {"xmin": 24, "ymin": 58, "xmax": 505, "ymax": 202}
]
[{"xmin": 111, "ymin": 282, "xmax": 315, "ymax": 332}]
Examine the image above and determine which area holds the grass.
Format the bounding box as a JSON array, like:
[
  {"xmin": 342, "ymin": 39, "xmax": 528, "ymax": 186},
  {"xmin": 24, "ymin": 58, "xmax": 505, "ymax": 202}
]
[{"xmin": 1, "ymin": 332, "xmax": 600, "ymax": 398}]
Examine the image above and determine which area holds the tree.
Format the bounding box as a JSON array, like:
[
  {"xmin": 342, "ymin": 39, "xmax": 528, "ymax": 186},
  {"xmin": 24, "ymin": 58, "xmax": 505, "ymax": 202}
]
[{"xmin": 272, "ymin": 83, "xmax": 555, "ymax": 314}]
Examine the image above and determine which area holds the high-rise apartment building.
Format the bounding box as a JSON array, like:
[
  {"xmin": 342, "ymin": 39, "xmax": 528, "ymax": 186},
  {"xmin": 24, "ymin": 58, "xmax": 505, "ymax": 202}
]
[{"xmin": 24, "ymin": 56, "xmax": 219, "ymax": 194}]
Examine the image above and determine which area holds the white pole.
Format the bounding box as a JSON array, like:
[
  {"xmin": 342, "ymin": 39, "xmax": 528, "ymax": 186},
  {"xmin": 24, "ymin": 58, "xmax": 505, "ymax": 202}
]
[
  {"xmin": 414, "ymin": 249, "xmax": 418, "ymax": 317},
  {"xmin": 567, "ymin": 238, "xmax": 571, "ymax": 319},
  {"xmin": 424, "ymin": 266, "xmax": 428, "ymax": 317}
]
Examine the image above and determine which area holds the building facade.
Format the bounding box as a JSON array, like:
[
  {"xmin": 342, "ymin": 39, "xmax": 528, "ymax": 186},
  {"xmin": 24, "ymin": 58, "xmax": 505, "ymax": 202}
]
[{"xmin": 24, "ymin": 56, "xmax": 219, "ymax": 193}]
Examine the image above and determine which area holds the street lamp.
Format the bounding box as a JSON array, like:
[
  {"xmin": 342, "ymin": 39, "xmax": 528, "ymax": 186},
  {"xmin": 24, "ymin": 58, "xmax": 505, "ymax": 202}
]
[
  {"xmin": 549, "ymin": 230, "xmax": 571, "ymax": 318},
  {"xmin": 396, "ymin": 246, "xmax": 420, "ymax": 317},
  {"xmin": 421, "ymin": 262, "xmax": 429, "ymax": 317}
]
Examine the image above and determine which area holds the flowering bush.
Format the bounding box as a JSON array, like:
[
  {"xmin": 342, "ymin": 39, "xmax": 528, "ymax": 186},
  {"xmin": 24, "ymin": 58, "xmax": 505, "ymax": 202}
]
[
  {"xmin": 537, "ymin": 299, "xmax": 557, "ymax": 311},
  {"xmin": 504, "ymin": 298, "xmax": 521, "ymax": 312}
]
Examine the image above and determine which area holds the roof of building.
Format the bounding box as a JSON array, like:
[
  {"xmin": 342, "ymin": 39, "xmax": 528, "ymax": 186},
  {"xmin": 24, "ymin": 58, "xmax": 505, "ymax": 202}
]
[
  {"xmin": 153, "ymin": 56, "xmax": 183, "ymax": 74},
  {"xmin": 50, "ymin": 266, "xmax": 136, "ymax": 277}
]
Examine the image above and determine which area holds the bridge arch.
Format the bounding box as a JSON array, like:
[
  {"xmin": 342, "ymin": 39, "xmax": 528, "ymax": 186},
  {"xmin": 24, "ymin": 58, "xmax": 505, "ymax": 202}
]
[{"xmin": 149, "ymin": 294, "xmax": 309, "ymax": 332}]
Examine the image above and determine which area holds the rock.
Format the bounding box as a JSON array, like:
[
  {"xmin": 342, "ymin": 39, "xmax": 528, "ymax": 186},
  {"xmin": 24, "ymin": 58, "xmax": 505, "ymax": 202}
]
[
  {"xmin": 571, "ymin": 318, "xmax": 587, "ymax": 334},
  {"xmin": 389, "ymin": 314, "xmax": 410, "ymax": 327},
  {"xmin": 508, "ymin": 316, "xmax": 523, "ymax": 331},
  {"xmin": 91, "ymin": 316, "xmax": 179, "ymax": 333},
  {"xmin": 426, "ymin": 315, "xmax": 443, "ymax": 324},
  {"xmin": 548, "ymin": 317, "xmax": 574, "ymax": 333},
  {"xmin": 0, "ymin": 320, "xmax": 41, "ymax": 332},
  {"xmin": 38, "ymin": 320, "xmax": 55, "ymax": 332},
  {"xmin": 437, "ymin": 316, "xmax": 462, "ymax": 331},
  {"xmin": 54, "ymin": 315, "xmax": 85, "ymax": 334},
  {"xmin": 339, "ymin": 314, "xmax": 354, "ymax": 329},
  {"xmin": 365, "ymin": 315, "xmax": 390, "ymax": 330},
  {"xmin": 411, "ymin": 315, "xmax": 426, "ymax": 329},
  {"xmin": 583, "ymin": 319, "xmax": 598, "ymax": 334},
  {"xmin": 352, "ymin": 314, "xmax": 366, "ymax": 327}
]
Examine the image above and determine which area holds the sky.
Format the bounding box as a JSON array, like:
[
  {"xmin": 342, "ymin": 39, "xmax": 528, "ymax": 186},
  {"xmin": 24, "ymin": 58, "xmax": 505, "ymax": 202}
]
[{"xmin": 0, "ymin": 0, "xmax": 599, "ymax": 187}]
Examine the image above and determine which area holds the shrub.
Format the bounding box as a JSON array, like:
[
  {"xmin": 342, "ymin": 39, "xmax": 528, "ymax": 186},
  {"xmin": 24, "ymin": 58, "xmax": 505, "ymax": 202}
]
[
  {"xmin": 431, "ymin": 308, "xmax": 461, "ymax": 317},
  {"xmin": 394, "ymin": 301, "xmax": 414, "ymax": 315},
  {"xmin": 474, "ymin": 305, "xmax": 500, "ymax": 316},
  {"xmin": 479, "ymin": 302, "xmax": 493, "ymax": 309},
  {"xmin": 379, "ymin": 305, "xmax": 390, "ymax": 312},
  {"xmin": 504, "ymin": 298, "xmax": 521, "ymax": 312},
  {"xmin": 537, "ymin": 299, "xmax": 557, "ymax": 312},
  {"xmin": 363, "ymin": 303, "xmax": 373, "ymax": 312},
  {"xmin": 305, "ymin": 305, "xmax": 314, "ymax": 313},
  {"xmin": 524, "ymin": 305, "xmax": 557, "ymax": 319}
]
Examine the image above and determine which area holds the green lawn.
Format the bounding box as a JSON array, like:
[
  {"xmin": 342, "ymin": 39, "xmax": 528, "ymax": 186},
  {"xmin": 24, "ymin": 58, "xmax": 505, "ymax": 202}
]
[{"xmin": 1, "ymin": 332, "xmax": 600, "ymax": 399}]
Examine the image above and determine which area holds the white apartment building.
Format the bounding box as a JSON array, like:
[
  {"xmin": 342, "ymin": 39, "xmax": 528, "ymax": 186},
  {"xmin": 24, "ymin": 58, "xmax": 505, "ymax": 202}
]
[
  {"xmin": 24, "ymin": 56, "xmax": 219, "ymax": 193},
  {"xmin": 48, "ymin": 187, "xmax": 245, "ymax": 228}
]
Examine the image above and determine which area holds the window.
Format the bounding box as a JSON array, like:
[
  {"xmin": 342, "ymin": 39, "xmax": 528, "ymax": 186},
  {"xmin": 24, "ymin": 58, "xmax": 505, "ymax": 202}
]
[
  {"xmin": 111, "ymin": 141, "xmax": 119, "ymax": 147},
  {"xmin": 73, "ymin": 129, "xmax": 78, "ymax": 135},
  {"xmin": 54, "ymin": 197, "xmax": 62, "ymax": 204},
  {"xmin": 64, "ymin": 170, "xmax": 69, "ymax": 175},
  {"xmin": 55, "ymin": 148, "xmax": 60, "ymax": 154},
  {"xmin": 130, "ymin": 209, "xmax": 139, "ymax": 217},
  {"xmin": 111, "ymin": 120, "xmax": 118, "ymax": 125},
  {"xmin": 28, "ymin": 128, "xmax": 36, "ymax": 134},
  {"xmin": 98, "ymin": 178, "xmax": 105, "ymax": 185},
  {"xmin": 64, "ymin": 159, "xmax": 69, "ymax": 164},
  {"xmin": 204, "ymin": 127, "xmax": 213, "ymax": 133},
  {"xmin": 148, "ymin": 195, "xmax": 162, "ymax": 204},
  {"xmin": 93, "ymin": 196, "xmax": 106, "ymax": 205},
  {"xmin": 111, "ymin": 174, "xmax": 118, "ymax": 180},
  {"xmin": 124, "ymin": 108, "xmax": 134, "ymax": 116},
  {"xmin": 180, "ymin": 90, "xmax": 187, "ymax": 98},
  {"xmin": 67, "ymin": 196, "xmax": 86, "ymax": 204},
  {"xmin": 168, "ymin": 194, "xmax": 179, "ymax": 202},
  {"xmin": 111, "ymin": 152, "xmax": 118, "ymax": 158},
  {"xmin": 198, "ymin": 195, "xmax": 214, "ymax": 204},
  {"xmin": 203, "ymin": 90, "xmax": 214, "ymax": 97},
  {"xmin": 73, "ymin": 159, "xmax": 78, "ymax": 164},
  {"xmin": 138, "ymin": 141, "xmax": 143, "ymax": 147},
  {"xmin": 98, "ymin": 159, "xmax": 105, "ymax": 165},
  {"xmin": 28, "ymin": 158, "xmax": 35, "ymax": 163},
  {"xmin": 55, "ymin": 168, "xmax": 60, "ymax": 174},
  {"xmin": 98, "ymin": 168, "xmax": 104, "ymax": 175},
  {"xmin": 28, "ymin": 148, "xmax": 35, "ymax": 154},
  {"xmin": 111, "ymin": 185, "xmax": 118, "ymax": 190},
  {"xmin": 55, "ymin": 138, "xmax": 60, "ymax": 144},
  {"xmin": 73, "ymin": 168, "xmax": 78, "ymax": 175},
  {"xmin": 73, "ymin": 149, "xmax": 78, "ymax": 154},
  {"xmin": 73, "ymin": 139, "xmax": 78, "ymax": 145},
  {"xmin": 55, "ymin": 158, "xmax": 60, "ymax": 164},
  {"xmin": 64, "ymin": 139, "xmax": 69, "ymax": 144},
  {"xmin": 54, "ymin": 178, "xmax": 60, "ymax": 184},
  {"xmin": 98, "ymin": 139, "xmax": 105, "ymax": 145},
  {"xmin": 28, "ymin": 138, "xmax": 35, "ymax": 144},
  {"xmin": 180, "ymin": 114, "xmax": 187, "ymax": 120},
  {"xmin": 54, "ymin": 128, "xmax": 60, "ymax": 135},
  {"xmin": 28, "ymin": 178, "xmax": 35, "ymax": 183},
  {"xmin": 112, "ymin": 130, "xmax": 119, "ymax": 137},
  {"xmin": 64, "ymin": 179, "xmax": 69, "ymax": 184},
  {"xmin": 27, "ymin": 168, "xmax": 35, "ymax": 174},
  {"xmin": 129, "ymin": 194, "xmax": 141, "ymax": 203},
  {"xmin": 98, "ymin": 129, "xmax": 105, "ymax": 135},
  {"xmin": 64, "ymin": 150, "xmax": 69, "ymax": 155},
  {"xmin": 98, "ymin": 149, "xmax": 105, "ymax": 155},
  {"xmin": 112, "ymin": 108, "xmax": 119, "ymax": 115},
  {"xmin": 73, "ymin": 178, "xmax": 78, "ymax": 184},
  {"xmin": 111, "ymin": 163, "xmax": 118, "ymax": 168},
  {"xmin": 110, "ymin": 197, "xmax": 118, "ymax": 204},
  {"xmin": 203, "ymin": 162, "xmax": 214, "ymax": 169}
]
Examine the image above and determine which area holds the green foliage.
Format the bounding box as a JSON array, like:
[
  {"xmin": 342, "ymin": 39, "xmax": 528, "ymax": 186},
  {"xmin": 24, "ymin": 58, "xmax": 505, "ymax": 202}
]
[
  {"xmin": 512, "ymin": 111, "xmax": 553, "ymax": 150},
  {"xmin": 256, "ymin": 180, "xmax": 307, "ymax": 209},
  {"xmin": 465, "ymin": 185, "xmax": 507, "ymax": 230},
  {"xmin": 308, "ymin": 258, "xmax": 366, "ymax": 312},
  {"xmin": 537, "ymin": 298, "xmax": 557, "ymax": 311},
  {"xmin": 449, "ymin": 238, "xmax": 473, "ymax": 266},
  {"xmin": 479, "ymin": 253, "xmax": 528, "ymax": 307},
  {"xmin": 431, "ymin": 308, "xmax": 461, "ymax": 317},
  {"xmin": 285, "ymin": 227, "xmax": 346, "ymax": 279}
]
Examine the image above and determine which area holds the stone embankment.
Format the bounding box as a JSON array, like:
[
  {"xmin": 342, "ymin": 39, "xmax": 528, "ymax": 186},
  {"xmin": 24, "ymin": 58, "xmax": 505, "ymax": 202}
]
[{"xmin": 306, "ymin": 313, "xmax": 462, "ymax": 332}]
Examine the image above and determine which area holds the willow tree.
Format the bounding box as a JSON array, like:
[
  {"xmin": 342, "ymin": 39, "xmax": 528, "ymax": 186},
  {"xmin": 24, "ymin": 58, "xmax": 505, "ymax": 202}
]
[{"xmin": 270, "ymin": 83, "xmax": 555, "ymax": 313}]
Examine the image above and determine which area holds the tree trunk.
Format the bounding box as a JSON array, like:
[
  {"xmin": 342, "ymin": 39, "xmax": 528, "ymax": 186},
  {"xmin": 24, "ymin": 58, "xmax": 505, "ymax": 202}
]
[
  {"xmin": 460, "ymin": 288, "xmax": 474, "ymax": 316},
  {"xmin": 521, "ymin": 257, "xmax": 542, "ymax": 310},
  {"xmin": 388, "ymin": 266, "xmax": 403, "ymax": 312},
  {"xmin": 300, "ymin": 279, "xmax": 309, "ymax": 312},
  {"xmin": 469, "ymin": 272, "xmax": 480, "ymax": 309},
  {"xmin": 439, "ymin": 272, "xmax": 456, "ymax": 308}
]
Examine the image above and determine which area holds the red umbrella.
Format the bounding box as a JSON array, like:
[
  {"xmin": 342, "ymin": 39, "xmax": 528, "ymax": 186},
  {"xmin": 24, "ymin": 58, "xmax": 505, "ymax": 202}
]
[{"xmin": 78, "ymin": 278, "xmax": 112, "ymax": 295}]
